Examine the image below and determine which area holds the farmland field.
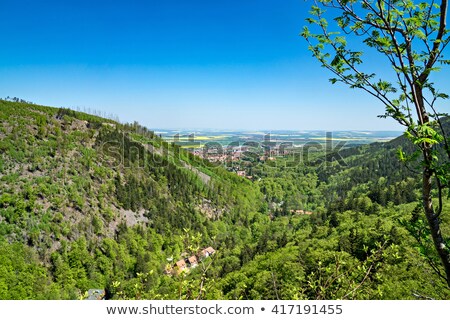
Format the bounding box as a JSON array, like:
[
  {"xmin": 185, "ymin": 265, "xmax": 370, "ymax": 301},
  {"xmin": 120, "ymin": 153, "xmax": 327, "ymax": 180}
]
[{"xmin": 157, "ymin": 129, "xmax": 403, "ymax": 149}]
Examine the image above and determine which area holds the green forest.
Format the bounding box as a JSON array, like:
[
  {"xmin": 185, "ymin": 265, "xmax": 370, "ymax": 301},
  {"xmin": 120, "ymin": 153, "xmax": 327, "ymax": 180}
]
[{"xmin": 0, "ymin": 100, "xmax": 449, "ymax": 299}]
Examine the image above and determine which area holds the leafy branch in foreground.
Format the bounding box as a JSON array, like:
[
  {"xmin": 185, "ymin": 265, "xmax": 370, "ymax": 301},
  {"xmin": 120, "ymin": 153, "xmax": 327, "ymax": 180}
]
[{"xmin": 302, "ymin": 0, "xmax": 450, "ymax": 287}]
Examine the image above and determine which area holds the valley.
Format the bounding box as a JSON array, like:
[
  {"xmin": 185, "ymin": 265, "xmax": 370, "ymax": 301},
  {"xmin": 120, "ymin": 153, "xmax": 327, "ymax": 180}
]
[{"xmin": 0, "ymin": 100, "xmax": 449, "ymax": 299}]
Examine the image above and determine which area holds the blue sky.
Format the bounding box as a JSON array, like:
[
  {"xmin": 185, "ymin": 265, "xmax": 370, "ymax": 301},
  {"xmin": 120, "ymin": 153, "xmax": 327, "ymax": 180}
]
[{"xmin": 0, "ymin": 0, "xmax": 447, "ymax": 130}]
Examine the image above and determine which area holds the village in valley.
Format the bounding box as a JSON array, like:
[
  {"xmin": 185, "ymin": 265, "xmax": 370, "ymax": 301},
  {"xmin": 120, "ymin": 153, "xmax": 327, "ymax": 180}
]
[
  {"xmin": 165, "ymin": 247, "xmax": 216, "ymax": 276},
  {"xmin": 189, "ymin": 142, "xmax": 296, "ymax": 182}
]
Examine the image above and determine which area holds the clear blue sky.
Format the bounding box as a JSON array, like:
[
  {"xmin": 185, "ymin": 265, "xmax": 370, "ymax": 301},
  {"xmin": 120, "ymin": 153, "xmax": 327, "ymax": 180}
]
[{"xmin": 0, "ymin": 0, "xmax": 447, "ymax": 130}]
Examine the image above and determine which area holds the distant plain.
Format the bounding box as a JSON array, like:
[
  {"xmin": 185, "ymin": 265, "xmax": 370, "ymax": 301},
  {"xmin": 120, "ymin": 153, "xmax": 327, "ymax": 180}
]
[{"xmin": 157, "ymin": 130, "xmax": 403, "ymax": 149}]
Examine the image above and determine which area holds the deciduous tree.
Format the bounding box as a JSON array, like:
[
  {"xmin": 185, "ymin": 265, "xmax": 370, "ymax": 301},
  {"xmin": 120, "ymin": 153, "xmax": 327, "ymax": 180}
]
[{"xmin": 302, "ymin": 0, "xmax": 450, "ymax": 286}]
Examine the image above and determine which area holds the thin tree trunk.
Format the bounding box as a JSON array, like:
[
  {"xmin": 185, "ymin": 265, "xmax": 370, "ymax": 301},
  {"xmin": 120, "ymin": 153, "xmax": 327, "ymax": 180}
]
[
  {"xmin": 415, "ymin": 86, "xmax": 450, "ymax": 287},
  {"xmin": 422, "ymin": 153, "xmax": 450, "ymax": 287}
]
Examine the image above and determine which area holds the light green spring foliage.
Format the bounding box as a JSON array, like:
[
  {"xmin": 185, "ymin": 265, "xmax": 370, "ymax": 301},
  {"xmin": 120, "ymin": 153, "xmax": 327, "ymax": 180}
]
[
  {"xmin": 0, "ymin": 100, "xmax": 449, "ymax": 299},
  {"xmin": 302, "ymin": 0, "xmax": 450, "ymax": 287},
  {"xmin": 301, "ymin": 0, "xmax": 449, "ymax": 148}
]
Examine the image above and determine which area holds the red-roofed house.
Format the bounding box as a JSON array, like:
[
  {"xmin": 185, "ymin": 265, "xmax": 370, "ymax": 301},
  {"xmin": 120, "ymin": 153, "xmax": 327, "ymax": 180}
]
[
  {"xmin": 175, "ymin": 259, "xmax": 187, "ymax": 273},
  {"xmin": 199, "ymin": 247, "xmax": 216, "ymax": 261},
  {"xmin": 188, "ymin": 255, "xmax": 198, "ymax": 268}
]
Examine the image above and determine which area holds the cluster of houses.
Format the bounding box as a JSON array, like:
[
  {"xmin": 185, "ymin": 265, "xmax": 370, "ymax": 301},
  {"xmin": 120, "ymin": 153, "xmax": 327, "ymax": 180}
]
[
  {"xmin": 166, "ymin": 247, "xmax": 216, "ymax": 275},
  {"xmin": 190, "ymin": 144, "xmax": 294, "ymax": 164},
  {"xmin": 192, "ymin": 144, "xmax": 294, "ymax": 162},
  {"xmin": 192, "ymin": 146, "xmax": 250, "ymax": 163},
  {"xmin": 187, "ymin": 143, "xmax": 297, "ymax": 181},
  {"xmin": 263, "ymin": 145, "xmax": 294, "ymax": 157},
  {"xmin": 290, "ymin": 209, "xmax": 314, "ymax": 215}
]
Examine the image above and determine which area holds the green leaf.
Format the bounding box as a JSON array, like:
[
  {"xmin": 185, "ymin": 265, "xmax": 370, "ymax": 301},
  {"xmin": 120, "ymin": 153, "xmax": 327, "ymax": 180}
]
[{"xmin": 397, "ymin": 148, "xmax": 407, "ymax": 162}]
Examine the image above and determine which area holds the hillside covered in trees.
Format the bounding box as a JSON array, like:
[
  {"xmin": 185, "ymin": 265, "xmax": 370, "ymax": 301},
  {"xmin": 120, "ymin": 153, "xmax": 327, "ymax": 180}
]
[{"xmin": 0, "ymin": 100, "xmax": 449, "ymax": 299}]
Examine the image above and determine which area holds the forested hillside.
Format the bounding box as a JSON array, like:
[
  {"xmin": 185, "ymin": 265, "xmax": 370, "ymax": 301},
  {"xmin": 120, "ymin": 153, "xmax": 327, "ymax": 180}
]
[{"xmin": 0, "ymin": 100, "xmax": 449, "ymax": 299}]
